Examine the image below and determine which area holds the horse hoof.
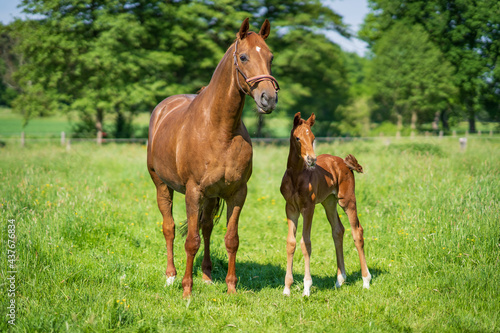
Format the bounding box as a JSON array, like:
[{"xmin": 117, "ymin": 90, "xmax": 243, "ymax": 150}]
[
  {"xmin": 283, "ymin": 287, "xmax": 291, "ymax": 296},
  {"xmin": 336, "ymin": 273, "xmax": 346, "ymax": 288},
  {"xmin": 165, "ymin": 275, "xmax": 176, "ymax": 287},
  {"xmin": 303, "ymin": 279, "xmax": 312, "ymax": 296},
  {"xmin": 362, "ymin": 272, "xmax": 371, "ymax": 289}
]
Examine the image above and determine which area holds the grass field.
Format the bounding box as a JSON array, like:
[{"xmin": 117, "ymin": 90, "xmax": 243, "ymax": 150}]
[{"xmin": 1, "ymin": 137, "xmax": 499, "ymax": 332}]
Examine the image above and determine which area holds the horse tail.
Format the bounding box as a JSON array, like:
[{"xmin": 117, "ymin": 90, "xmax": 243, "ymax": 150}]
[
  {"xmin": 344, "ymin": 154, "xmax": 363, "ymax": 173},
  {"xmin": 179, "ymin": 198, "xmax": 225, "ymax": 237}
]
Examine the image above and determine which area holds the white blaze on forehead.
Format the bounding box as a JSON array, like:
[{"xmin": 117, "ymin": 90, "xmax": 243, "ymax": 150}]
[{"xmin": 256, "ymin": 46, "xmax": 261, "ymax": 52}]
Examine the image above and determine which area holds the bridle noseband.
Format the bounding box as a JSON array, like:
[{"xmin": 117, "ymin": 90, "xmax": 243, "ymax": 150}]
[{"xmin": 233, "ymin": 40, "xmax": 280, "ymax": 95}]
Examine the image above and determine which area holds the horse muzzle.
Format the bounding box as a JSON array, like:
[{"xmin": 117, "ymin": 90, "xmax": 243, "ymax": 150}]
[
  {"xmin": 305, "ymin": 155, "xmax": 317, "ymax": 168},
  {"xmin": 256, "ymin": 90, "xmax": 277, "ymax": 114}
]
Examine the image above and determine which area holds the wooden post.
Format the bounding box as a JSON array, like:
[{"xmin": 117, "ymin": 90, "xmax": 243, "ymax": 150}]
[
  {"xmin": 478, "ymin": 130, "xmax": 482, "ymax": 136},
  {"xmin": 396, "ymin": 131, "xmax": 401, "ymax": 139},
  {"xmin": 66, "ymin": 139, "xmax": 71, "ymax": 152},
  {"xmin": 21, "ymin": 132, "xmax": 25, "ymax": 147},
  {"xmin": 459, "ymin": 137, "xmax": 467, "ymax": 151},
  {"xmin": 452, "ymin": 130, "xmax": 456, "ymax": 137},
  {"xmin": 439, "ymin": 130, "xmax": 443, "ymax": 139},
  {"xmin": 490, "ymin": 130, "xmax": 493, "ymax": 136},
  {"xmin": 61, "ymin": 131, "xmax": 66, "ymax": 145}
]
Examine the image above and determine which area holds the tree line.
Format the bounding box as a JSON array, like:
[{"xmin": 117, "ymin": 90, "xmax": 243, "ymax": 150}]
[{"xmin": 0, "ymin": 0, "xmax": 498, "ymax": 139}]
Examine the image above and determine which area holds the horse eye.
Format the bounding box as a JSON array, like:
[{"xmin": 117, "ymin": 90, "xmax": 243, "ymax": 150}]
[
  {"xmin": 296, "ymin": 137, "xmax": 300, "ymax": 142},
  {"xmin": 270, "ymin": 55, "xmax": 274, "ymax": 63},
  {"xmin": 240, "ymin": 54, "xmax": 248, "ymax": 62}
]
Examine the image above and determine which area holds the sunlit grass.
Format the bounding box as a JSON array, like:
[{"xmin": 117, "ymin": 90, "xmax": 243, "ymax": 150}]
[{"xmin": 1, "ymin": 137, "xmax": 499, "ymax": 331}]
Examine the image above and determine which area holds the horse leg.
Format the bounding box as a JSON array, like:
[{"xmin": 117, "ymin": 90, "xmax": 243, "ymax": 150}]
[
  {"xmin": 300, "ymin": 206, "xmax": 314, "ymax": 296},
  {"xmin": 150, "ymin": 173, "xmax": 177, "ymax": 286},
  {"xmin": 200, "ymin": 198, "xmax": 218, "ymax": 283},
  {"xmin": 283, "ymin": 203, "xmax": 299, "ymax": 296},
  {"xmin": 182, "ymin": 183, "xmax": 202, "ymax": 298},
  {"xmin": 322, "ymin": 195, "xmax": 346, "ymax": 288},
  {"xmin": 340, "ymin": 198, "xmax": 371, "ymax": 289},
  {"xmin": 224, "ymin": 185, "xmax": 247, "ymax": 294}
]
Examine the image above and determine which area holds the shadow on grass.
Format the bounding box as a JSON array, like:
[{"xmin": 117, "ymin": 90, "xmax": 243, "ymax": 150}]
[{"xmin": 193, "ymin": 249, "xmax": 386, "ymax": 292}]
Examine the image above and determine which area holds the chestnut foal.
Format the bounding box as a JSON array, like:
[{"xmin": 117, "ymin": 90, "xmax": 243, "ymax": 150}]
[{"xmin": 280, "ymin": 112, "xmax": 371, "ymax": 296}]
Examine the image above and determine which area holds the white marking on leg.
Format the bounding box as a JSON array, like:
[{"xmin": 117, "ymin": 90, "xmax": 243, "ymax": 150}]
[
  {"xmin": 283, "ymin": 286, "xmax": 291, "ymax": 296},
  {"xmin": 303, "ymin": 278, "xmax": 312, "ymax": 297},
  {"xmin": 165, "ymin": 275, "xmax": 175, "ymax": 287},
  {"xmin": 362, "ymin": 269, "xmax": 371, "ymax": 289},
  {"xmin": 336, "ymin": 273, "xmax": 346, "ymax": 288},
  {"xmin": 256, "ymin": 46, "xmax": 261, "ymax": 52}
]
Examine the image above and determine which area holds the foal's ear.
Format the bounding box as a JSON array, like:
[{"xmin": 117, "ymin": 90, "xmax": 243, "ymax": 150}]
[
  {"xmin": 259, "ymin": 19, "xmax": 271, "ymax": 40},
  {"xmin": 306, "ymin": 113, "xmax": 316, "ymax": 127},
  {"xmin": 237, "ymin": 18, "xmax": 250, "ymax": 40},
  {"xmin": 293, "ymin": 112, "xmax": 302, "ymax": 128}
]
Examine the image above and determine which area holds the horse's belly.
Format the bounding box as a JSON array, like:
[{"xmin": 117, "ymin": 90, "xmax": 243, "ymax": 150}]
[{"xmin": 202, "ymin": 137, "xmax": 252, "ymax": 198}]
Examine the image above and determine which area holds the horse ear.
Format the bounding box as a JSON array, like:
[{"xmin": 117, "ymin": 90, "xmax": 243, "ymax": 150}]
[
  {"xmin": 307, "ymin": 113, "xmax": 316, "ymax": 127},
  {"xmin": 293, "ymin": 112, "xmax": 301, "ymax": 128},
  {"xmin": 259, "ymin": 19, "xmax": 271, "ymax": 40},
  {"xmin": 237, "ymin": 18, "xmax": 250, "ymax": 40}
]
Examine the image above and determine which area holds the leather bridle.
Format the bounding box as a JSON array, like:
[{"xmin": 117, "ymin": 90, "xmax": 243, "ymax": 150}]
[{"xmin": 233, "ymin": 40, "xmax": 280, "ymax": 96}]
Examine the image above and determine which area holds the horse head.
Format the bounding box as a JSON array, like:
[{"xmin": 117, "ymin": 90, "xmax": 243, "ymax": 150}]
[
  {"xmin": 233, "ymin": 18, "xmax": 279, "ymax": 114},
  {"xmin": 292, "ymin": 112, "xmax": 317, "ymax": 168}
]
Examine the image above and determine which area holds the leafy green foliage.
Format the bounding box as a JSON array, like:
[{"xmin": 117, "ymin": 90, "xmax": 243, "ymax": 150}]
[
  {"xmin": 367, "ymin": 22, "xmax": 457, "ymax": 128},
  {"xmin": 361, "ymin": 0, "xmax": 500, "ymax": 132},
  {"xmin": 7, "ymin": 0, "xmax": 353, "ymax": 138}
]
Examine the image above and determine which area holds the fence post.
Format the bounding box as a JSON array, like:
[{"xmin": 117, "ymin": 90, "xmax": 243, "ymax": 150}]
[
  {"xmin": 66, "ymin": 139, "xmax": 71, "ymax": 152},
  {"xmin": 439, "ymin": 130, "xmax": 444, "ymax": 139},
  {"xmin": 21, "ymin": 132, "xmax": 25, "ymax": 147},
  {"xmin": 459, "ymin": 137, "xmax": 467, "ymax": 151},
  {"xmin": 61, "ymin": 131, "xmax": 66, "ymax": 145}
]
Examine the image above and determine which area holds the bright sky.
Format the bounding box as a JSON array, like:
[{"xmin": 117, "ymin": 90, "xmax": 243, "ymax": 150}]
[{"xmin": 0, "ymin": 0, "xmax": 369, "ymax": 55}]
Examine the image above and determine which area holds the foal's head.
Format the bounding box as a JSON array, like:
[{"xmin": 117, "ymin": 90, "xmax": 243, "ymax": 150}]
[
  {"xmin": 233, "ymin": 18, "xmax": 278, "ymax": 114},
  {"xmin": 291, "ymin": 112, "xmax": 317, "ymax": 168}
]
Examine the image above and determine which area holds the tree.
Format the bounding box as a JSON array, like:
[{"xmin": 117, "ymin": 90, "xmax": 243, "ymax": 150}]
[
  {"xmin": 361, "ymin": 0, "xmax": 500, "ymax": 132},
  {"xmin": 13, "ymin": 0, "xmax": 352, "ymax": 139},
  {"xmin": 366, "ymin": 22, "xmax": 457, "ymax": 130},
  {"xmin": 0, "ymin": 23, "xmax": 20, "ymax": 107}
]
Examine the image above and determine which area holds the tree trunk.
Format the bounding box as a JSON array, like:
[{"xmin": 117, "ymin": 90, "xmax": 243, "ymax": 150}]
[
  {"xmin": 440, "ymin": 109, "xmax": 449, "ymax": 131},
  {"xmin": 411, "ymin": 111, "xmax": 417, "ymax": 130},
  {"xmin": 468, "ymin": 111, "xmax": 476, "ymax": 133},
  {"xmin": 96, "ymin": 110, "xmax": 103, "ymax": 145},
  {"xmin": 396, "ymin": 113, "xmax": 403, "ymax": 131},
  {"xmin": 256, "ymin": 114, "xmax": 264, "ymax": 137},
  {"xmin": 432, "ymin": 111, "xmax": 439, "ymax": 132}
]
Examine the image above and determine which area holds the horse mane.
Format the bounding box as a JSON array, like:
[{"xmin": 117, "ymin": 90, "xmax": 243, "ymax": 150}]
[{"xmin": 344, "ymin": 154, "xmax": 363, "ymax": 173}]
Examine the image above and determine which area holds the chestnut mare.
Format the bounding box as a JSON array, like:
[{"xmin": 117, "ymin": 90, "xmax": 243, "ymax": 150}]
[
  {"xmin": 147, "ymin": 19, "xmax": 279, "ymax": 297},
  {"xmin": 280, "ymin": 113, "xmax": 371, "ymax": 296}
]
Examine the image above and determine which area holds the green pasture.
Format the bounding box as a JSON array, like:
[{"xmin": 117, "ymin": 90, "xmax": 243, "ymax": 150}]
[{"xmin": 1, "ymin": 137, "xmax": 499, "ymax": 331}]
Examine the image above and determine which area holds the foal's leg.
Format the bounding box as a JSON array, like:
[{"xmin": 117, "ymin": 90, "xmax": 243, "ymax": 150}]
[
  {"xmin": 151, "ymin": 174, "xmax": 177, "ymax": 286},
  {"xmin": 339, "ymin": 198, "xmax": 371, "ymax": 289},
  {"xmin": 322, "ymin": 195, "xmax": 346, "ymax": 288},
  {"xmin": 283, "ymin": 203, "xmax": 299, "ymax": 296},
  {"xmin": 224, "ymin": 185, "xmax": 247, "ymax": 294},
  {"xmin": 300, "ymin": 206, "xmax": 314, "ymax": 296},
  {"xmin": 182, "ymin": 183, "xmax": 202, "ymax": 298},
  {"xmin": 200, "ymin": 198, "xmax": 218, "ymax": 284}
]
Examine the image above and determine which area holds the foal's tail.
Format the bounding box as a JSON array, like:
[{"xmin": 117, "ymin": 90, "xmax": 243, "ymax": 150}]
[
  {"xmin": 344, "ymin": 154, "xmax": 363, "ymax": 173},
  {"xmin": 179, "ymin": 198, "xmax": 225, "ymax": 237}
]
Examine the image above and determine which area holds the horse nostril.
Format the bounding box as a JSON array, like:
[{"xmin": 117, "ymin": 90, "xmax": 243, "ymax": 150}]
[{"xmin": 261, "ymin": 92, "xmax": 269, "ymax": 107}]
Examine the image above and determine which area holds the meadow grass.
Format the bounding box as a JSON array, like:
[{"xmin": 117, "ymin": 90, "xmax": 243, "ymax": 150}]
[{"xmin": 1, "ymin": 137, "xmax": 499, "ymax": 332}]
